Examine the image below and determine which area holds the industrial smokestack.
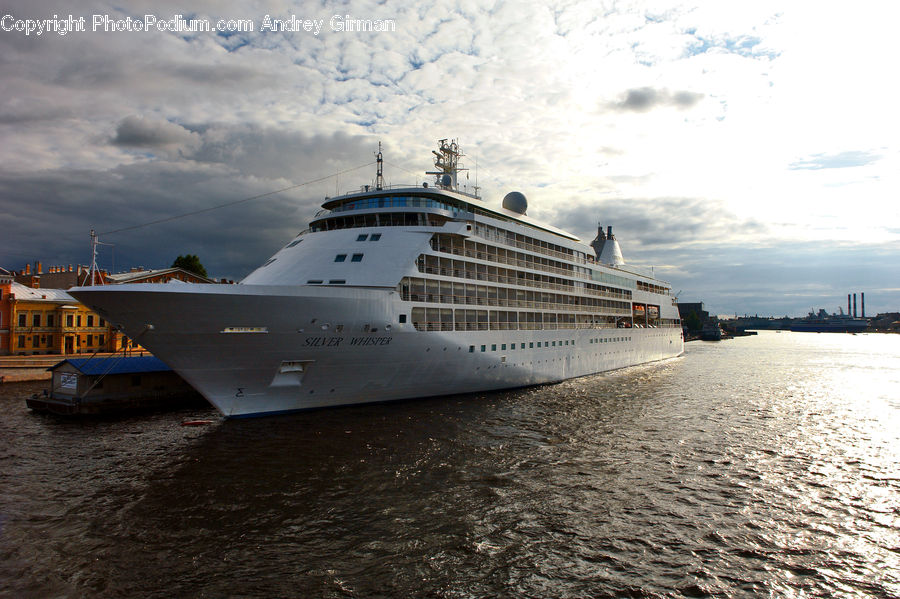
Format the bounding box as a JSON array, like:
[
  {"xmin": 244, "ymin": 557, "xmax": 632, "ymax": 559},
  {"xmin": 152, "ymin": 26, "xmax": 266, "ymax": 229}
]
[
  {"xmin": 861, "ymin": 292, "xmax": 865, "ymax": 318},
  {"xmin": 607, "ymin": 225, "xmax": 613, "ymax": 239},
  {"xmin": 853, "ymin": 293, "xmax": 857, "ymax": 318},
  {"xmin": 848, "ymin": 294, "xmax": 852, "ymax": 315}
]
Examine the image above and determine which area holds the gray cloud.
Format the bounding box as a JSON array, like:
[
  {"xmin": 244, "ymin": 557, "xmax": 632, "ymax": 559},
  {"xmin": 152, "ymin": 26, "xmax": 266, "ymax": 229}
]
[
  {"xmin": 550, "ymin": 196, "xmax": 766, "ymax": 251},
  {"xmin": 607, "ymin": 87, "xmax": 704, "ymax": 112},
  {"xmin": 113, "ymin": 116, "xmax": 200, "ymax": 150}
]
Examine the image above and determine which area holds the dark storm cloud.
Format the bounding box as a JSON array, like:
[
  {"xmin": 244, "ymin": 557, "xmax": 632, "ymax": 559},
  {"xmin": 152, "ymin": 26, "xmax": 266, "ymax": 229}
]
[
  {"xmin": 0, "ymin": 128, "xmax": 377, "ymax": 280},
  {"xmin": 113, "ymin": 116, "xmax": 199, "ymax": 148},
  {"xmin": 608, "ymin": 87, "xmax": 704, "ymax": 112}
]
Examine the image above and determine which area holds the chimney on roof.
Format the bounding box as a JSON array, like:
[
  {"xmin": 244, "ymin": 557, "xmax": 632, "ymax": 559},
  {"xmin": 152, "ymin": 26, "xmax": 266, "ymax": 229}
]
[
  {"xmin": 68, "ymin": 264, "xmax": 73, "ymax": 272},
  {"xmin": 25, "ymin": 263, "xmax": 31, "ymax": 275},
  {"xmin": 37, "ymin": 261, "xmax": 42, "ymax": 274}
]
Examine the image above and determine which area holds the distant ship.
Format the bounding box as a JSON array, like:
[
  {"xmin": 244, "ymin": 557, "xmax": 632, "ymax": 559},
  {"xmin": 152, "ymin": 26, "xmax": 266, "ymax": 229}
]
[
  {"xmin": 72, "ymin": 140, "xmax": 684, "ymax": 418},
  {"xmin": 789, "ymin": 308, "xmax": 869, "ymax": 333}
]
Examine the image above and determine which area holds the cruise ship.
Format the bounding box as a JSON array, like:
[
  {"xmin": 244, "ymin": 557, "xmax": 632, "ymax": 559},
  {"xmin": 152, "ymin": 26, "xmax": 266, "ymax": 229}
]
[{"xmin": 72, "ymin": 140, "xmax": 684, "ymax": 418}]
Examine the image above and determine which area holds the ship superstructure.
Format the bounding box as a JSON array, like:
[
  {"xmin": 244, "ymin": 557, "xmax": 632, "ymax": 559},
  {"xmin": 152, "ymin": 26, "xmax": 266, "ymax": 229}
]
[{"xmin": 72, "ymin": 140, "xmax": 684, "ymax": 417}]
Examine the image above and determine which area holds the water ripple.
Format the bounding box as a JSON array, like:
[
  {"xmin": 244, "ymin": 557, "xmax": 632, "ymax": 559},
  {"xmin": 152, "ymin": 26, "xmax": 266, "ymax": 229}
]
[{"xmin": 1, "ymin": 332, "xmax": 899, "ymax": 597}]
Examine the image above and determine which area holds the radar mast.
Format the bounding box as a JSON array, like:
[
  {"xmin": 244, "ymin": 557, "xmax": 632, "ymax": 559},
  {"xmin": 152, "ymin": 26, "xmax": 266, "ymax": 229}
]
[{"xmin": 425, "ymin": 139, "xmax": 468, "ymax": 191}]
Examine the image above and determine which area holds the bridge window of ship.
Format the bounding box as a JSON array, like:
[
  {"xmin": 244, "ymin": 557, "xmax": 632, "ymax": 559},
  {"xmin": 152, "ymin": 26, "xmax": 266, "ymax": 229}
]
[
  {"xmin": 307, "ymin": 280, "xmax": 323, "ymax": 284},
  {"xmin": 285, "ymin": 238, "xmax": 303, "ymax": 248},
  {"xmin": 334, "ymin": 254, "xmax": 347, "ymax": 262},
  {"xmin": 357, "ymin": 234, "xmax": 368, "ymax": 241},
  {"xmin": 351, "ymin": 254, "xmax": 364, "ymax": 262},
  {"xmin": 370, "ymin": 233, "xmax": 381, "ymax": 241}
]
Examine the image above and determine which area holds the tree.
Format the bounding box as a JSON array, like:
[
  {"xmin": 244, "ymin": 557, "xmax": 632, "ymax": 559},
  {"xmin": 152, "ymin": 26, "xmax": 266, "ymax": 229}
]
[{"xmin": 172, "ymin": 254, "xmax": 208, "ymax": 278}]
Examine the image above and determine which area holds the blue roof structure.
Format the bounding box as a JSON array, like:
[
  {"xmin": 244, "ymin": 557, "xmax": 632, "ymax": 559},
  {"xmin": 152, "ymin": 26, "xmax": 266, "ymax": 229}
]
[{"xmin": 54, "ymin": 356, "xmax": 172, "ymax": 376}]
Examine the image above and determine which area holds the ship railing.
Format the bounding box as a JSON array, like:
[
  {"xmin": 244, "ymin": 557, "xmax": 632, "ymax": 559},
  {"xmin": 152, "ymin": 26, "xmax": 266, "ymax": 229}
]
[
  {"xmin": 403, "ymin": 292, "xmax": 629, "ymax": 315},
  {"xmin": 409, "ymin": 320, "xmax": 641, "ymax": 333},
  {"xmin": 431, "ymin": 242, "xmax": 589, "ymax": 281},
  {"xmin": 471, "ymin": 230, "xmax": 583, "ymax": 265},
  {"xmin": 417, "ymin": 265, "xmax": 628, "ymax": 299}
]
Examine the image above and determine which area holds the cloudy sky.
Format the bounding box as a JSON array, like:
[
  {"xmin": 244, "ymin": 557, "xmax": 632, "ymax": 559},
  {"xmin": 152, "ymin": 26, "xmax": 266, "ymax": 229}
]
[{"xmin": 1, "ymin": 0, "xmax": 898, "ymax": 317}]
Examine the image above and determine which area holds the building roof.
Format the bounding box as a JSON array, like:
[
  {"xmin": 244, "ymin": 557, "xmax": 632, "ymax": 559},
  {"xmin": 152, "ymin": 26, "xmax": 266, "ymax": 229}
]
[
  {"xmin": 9, "ymin": 282, "xmax": 77, "ymax": 302},
  {"xmin": 52, "ymin": 356, "xmax": 172, "ymax": 375},
  {"xmin": 106, "ymin": 267, "xmax": 214, "ymax": 284}
]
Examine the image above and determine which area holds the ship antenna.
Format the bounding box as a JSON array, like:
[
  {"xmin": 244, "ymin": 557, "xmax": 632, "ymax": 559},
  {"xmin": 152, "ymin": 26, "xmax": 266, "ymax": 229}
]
[
  {"xmin": 85, "ymin": 229, "xmax": 113, "ymax": 286},
  {"xmin": 375, "ymin": 141, "xmax": 384, "ymax": 191}
]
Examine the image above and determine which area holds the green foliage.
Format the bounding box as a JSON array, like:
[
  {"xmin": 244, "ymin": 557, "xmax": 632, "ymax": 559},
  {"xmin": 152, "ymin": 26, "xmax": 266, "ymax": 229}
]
[
  {"xmin": 683, "ymin": 311, "xmax": 702, "ymax": 332},
  {"xmin": 172, "ymin": 254, "xmax": 208, "ymax": 278}
]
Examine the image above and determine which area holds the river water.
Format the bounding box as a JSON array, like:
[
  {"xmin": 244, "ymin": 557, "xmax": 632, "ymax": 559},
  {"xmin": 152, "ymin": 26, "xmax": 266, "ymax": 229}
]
[{"xmin": 1, "ymin": 331, "xmax": 898, "ymax": 598}]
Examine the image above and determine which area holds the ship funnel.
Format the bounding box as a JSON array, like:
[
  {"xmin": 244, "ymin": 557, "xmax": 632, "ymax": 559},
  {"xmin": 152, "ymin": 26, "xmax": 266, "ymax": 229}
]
[
  {"xmin": 598, "ymin": 224, "xmax": 625, "ymax": 266},
  {"xmin": 590, "ymin": 223, "xmax": 606, "ymax": 259}
]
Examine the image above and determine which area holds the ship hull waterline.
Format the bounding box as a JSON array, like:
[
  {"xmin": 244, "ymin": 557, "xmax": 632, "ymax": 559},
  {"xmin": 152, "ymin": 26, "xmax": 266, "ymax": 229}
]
[{"xmin": 71, "ymin": 283, "xmax": 684, "ymax": 418}]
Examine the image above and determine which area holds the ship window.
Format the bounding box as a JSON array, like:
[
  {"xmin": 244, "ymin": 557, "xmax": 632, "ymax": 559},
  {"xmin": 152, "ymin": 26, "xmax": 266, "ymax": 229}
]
[
  {"xmin": 370, "ymin": 234, "xmax": 381, "ymax": 241},
  {"xmin": 263, "ymin": 258, "xmax": 276, "ymax": 267},
  {"xmin": 351, "ymin": 254, "xmax": 364, "ymax": 262},
  {"xmin": 335, "ymin": 254, "xmax": 347, "ymax": 262},
  {"xmin": 357, "ymin": 234, "xmax": 368, "ymax": 241},
  {"xmin": 328, "ymin": 280, "xmax": 346, "ymax": 285},
  {"xmin": 307, "ymin": 280, "xmax": 323, "ymax": 284},
  {"xmin": 286, "ymin": 238, "xmax": 303, "ymax": 248}
]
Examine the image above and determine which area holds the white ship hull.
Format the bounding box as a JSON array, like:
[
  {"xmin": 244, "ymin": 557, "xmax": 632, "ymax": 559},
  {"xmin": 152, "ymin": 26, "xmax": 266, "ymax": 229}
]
[
  {"xmin": 74, "ymin": 140, "xmax": 686, "ymax": 417},
  {"xmin": 72, "ymin": 283, "xmax": 683, "ymax": 418}
]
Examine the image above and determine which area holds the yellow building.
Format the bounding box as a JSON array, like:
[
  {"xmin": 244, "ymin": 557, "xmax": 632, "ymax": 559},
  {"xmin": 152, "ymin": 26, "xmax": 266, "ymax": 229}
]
[{"xmin": 0, "ymin": 280, "xmax": 139, "ymax": 356}]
